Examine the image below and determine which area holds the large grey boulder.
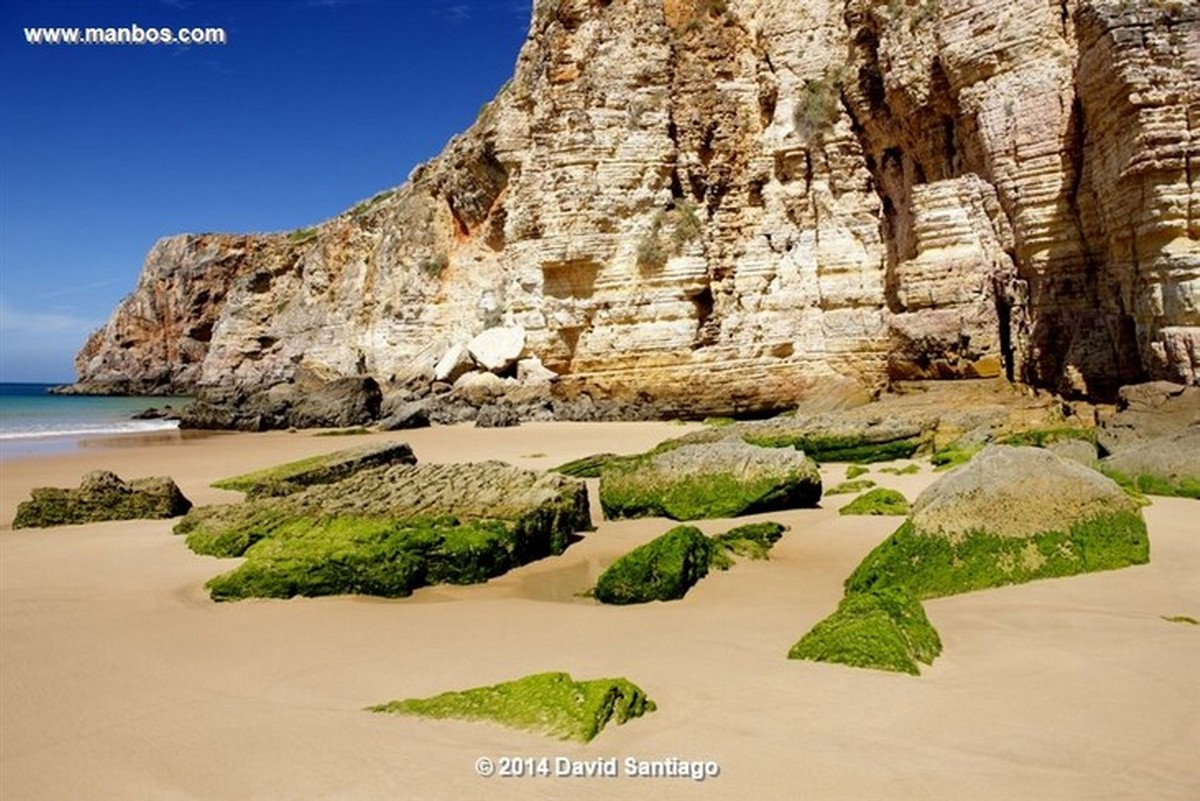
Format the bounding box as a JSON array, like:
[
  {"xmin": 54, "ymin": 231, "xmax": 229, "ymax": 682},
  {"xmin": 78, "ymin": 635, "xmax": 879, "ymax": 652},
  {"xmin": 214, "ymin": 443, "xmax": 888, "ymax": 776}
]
[{"xmin": 846, "ymin": 445, "xmax": 1149, "ymax": 599}]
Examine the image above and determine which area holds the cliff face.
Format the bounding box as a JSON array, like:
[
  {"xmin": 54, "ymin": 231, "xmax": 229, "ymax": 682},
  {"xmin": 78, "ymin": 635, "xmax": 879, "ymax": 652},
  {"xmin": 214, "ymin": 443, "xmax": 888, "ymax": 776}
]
[{"xmin": 75, "ymin": 0, "xmax": 1199, "ymax": 411}]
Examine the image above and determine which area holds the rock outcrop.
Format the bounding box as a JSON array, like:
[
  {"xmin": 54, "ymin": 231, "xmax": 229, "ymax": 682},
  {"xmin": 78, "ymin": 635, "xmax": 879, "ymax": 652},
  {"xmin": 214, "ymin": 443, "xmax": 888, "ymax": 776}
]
[
  {"xmin": 846, "ymin": 445, "xmax": 1150, "ymax": 599},
  {"xmin": 67, "ymin": 0, "xmax": 1198, "ymax": 417},
  {"xmin": 13, "ymin": 471, "xmax": 192, "ymax": 528},
  {"xmin": 599, "ymin": 439, "xmax": 822, "ymax": 520},
  {"xmin": 176, "ymin": 460, "xmax": 592, "ymax": 600}
]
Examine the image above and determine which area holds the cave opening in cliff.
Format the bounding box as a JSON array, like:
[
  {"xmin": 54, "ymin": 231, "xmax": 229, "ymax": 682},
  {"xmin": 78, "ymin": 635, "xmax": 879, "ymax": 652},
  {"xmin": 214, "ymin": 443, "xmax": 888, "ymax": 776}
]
[{"xmin": 997, "ymin": 297, "xmax": 1015, "ymax": 383}]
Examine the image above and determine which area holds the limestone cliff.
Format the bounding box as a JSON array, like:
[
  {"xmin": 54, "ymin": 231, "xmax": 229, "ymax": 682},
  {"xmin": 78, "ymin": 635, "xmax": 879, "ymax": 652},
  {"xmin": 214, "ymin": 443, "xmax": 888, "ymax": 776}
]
[{"xmin": 72, "ymin": 0, "xmax": 1199, "ymax": 415}]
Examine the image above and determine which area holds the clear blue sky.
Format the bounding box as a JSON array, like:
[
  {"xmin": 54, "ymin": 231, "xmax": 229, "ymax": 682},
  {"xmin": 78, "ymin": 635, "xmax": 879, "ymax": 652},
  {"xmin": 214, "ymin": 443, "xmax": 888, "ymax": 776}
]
[{"xmin": 0, "ymin": 0, "xmax": 530, "ymax": 383}]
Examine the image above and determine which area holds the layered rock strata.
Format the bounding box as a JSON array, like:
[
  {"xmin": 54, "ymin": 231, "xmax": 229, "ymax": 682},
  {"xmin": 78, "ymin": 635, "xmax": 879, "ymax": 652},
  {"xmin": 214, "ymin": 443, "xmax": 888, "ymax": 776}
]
[{"xmin": 69, "ymin": 0, "xmax": 1199, "ymax": 417}]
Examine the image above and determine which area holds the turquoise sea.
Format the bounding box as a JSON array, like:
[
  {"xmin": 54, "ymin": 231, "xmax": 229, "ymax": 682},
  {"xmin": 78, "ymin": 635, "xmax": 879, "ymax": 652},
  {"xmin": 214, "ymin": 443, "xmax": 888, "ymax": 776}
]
[{"xmin": 0, "ymin": 383, "xmax": 190, "ymax": 458}]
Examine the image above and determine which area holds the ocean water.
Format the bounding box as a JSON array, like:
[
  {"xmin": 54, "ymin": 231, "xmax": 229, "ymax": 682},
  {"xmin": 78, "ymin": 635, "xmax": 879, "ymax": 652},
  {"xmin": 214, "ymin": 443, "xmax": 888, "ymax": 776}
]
[{"xmin": 0, "ymin": 383, "xmax": 190, "ymax": 457}]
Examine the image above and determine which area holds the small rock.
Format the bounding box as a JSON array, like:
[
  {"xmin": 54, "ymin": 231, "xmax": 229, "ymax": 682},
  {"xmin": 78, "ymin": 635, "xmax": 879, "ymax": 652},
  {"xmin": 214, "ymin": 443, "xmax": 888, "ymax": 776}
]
[
  {"xmin": 475, "ymin": 403, "xmax": 521, "ymax": 428},
  {"xmin": 433, "ymin": 343, "xmax": 473, "ymax": 383},
  {"xmin": 14, "ymin": 471, "xmax": 192, "ymax": 528},
  {"xmin": 467, "ymin": 326, "xmax": 526, "ymax": 374}
]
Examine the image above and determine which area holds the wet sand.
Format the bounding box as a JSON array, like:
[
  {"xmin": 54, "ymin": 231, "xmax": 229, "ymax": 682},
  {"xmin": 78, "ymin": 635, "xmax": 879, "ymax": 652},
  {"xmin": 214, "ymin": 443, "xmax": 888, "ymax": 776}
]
[{"xmin": 1, "ymin": 424, "xmax": 1197, "ymax": 799}]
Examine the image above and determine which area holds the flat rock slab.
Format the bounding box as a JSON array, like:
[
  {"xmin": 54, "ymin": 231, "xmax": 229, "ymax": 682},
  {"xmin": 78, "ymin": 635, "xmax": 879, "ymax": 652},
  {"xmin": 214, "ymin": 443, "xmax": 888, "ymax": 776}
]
[
  {"xmin": 176, "ymin": 461, "xmax": 592, "ymax": 600},
  {"xmin": 599, "ymin": 439, "xmax": 821, "ymax": 520},
  {"xmin": 211, "ymin": 442, "xmax": 417, "ymax": 497},
  {"xmin": 14, "ymin": 470, "xmax": 192, "ymax": 529}
]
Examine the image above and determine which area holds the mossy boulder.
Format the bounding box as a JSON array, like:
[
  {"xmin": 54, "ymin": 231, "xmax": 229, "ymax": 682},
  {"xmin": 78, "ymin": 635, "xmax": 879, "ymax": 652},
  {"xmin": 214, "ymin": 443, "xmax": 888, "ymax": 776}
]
[
  {"xmin": 846, "ymin": 446, "xmax": 1149, "ymax": 600},
  {"xmin": 176, "ymin": 461, "xmax": 591, "ymax": 600},
  {"xmin": 552, "ymin": 452, "xmax": 621, "ymax": 478},
  {"xmin": 595, "ymin": 521, "xmax": 787, "ymax": 603},
  {"xmin": 599, "ymin": 440, "xmax": 821, "ymax": 520},
  {"xmin": 826, "ymin": 479, "xmax": 877, "ymax": 495},
  {"xmin": 211, "ymin": 442, "xmax": 416, "ymax": 498},
  {"xmin": 839, "ymin": 488, "xmax": 910, "ymax": 516},
  {"xmin": 788, "ymin": 589, "xmax": 942, "ymax": 675},
  {"xmin": 367, "ymin": 672, "xmax": 656, "ymax": 742},
  {"xmin": 13, "ymin": 471, "xmax": 191, "ymax": 529},
  {"xmin": 594, "ymin": 526, "xmax": 714, "ymax": 604},
  {"xmin": 1101, "ymin": 428, "xmax": 1200, "ymax": 499}
]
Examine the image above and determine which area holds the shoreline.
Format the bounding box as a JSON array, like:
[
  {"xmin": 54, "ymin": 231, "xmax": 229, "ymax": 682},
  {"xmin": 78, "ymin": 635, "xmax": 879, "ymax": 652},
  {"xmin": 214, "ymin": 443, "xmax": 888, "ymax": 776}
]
[{"xmin": 1, "ymin": 424, "xmax": 1197, "ymax": 799}]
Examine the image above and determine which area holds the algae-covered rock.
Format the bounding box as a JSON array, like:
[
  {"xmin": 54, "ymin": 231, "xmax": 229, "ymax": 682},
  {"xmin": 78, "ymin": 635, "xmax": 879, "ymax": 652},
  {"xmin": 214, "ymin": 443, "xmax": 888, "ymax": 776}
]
[
  {"xmin": 176, "ymin": 461, "xmax": 591, "ymax": 600},
  {"xmin": 712, "ymin": 521, "xmax": 788, "ymax": 560},
  {"xmin": 846, "ymin": 446, "xmax": 1149, "ymax": 600},
  {"xmin": 13, "ymin": 470, "xmax": 192, "ymax": 529},
  {"xmin": 788, "ymin": 589, "xmax": 942, "ymax": 675},
  {"xmin": 826, "ymin": 479, "xmax": 877, "ymax": 495},
  {"xmin": 1101, "ymin": 428, "xmax": 1200, "ymax": 499},
  {"xmin": 367, "ymin": 672, "xmax": 655, "ymax": 742},
  {"xmin": 211, "ymin": 442, "xmax": 416, "ymax": 497},
  {"xmin": 552, "ymin": 452, "xmax": 621, "ymax": 478},
  {"xmin": 599, "ymin": 440, "xmax": 821, "ymax": 520},
  {"xmin": 593, "ymin": 526, "xmax": 713, "ymax": 604},
  {"xmin": 839, "ymin": 488, "xmax": 910, "ymax": 516}
]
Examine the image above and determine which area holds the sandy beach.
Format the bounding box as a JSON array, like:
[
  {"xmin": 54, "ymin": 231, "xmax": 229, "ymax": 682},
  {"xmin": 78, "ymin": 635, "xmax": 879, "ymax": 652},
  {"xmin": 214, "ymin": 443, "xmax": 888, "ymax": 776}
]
[{"xmin": 1, "ymin": 423, "xmax": 1197, "ymax": 800}]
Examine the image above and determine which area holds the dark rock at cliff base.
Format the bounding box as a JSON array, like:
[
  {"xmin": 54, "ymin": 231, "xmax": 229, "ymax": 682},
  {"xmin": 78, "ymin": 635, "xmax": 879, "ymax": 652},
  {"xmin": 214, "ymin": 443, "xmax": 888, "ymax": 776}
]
[
  {"xmin": 475, "ymin": 403, "xmax": 522, "ymax": 428},
  {"xmin": 1097, "ymin": 382, "xmax": 1200, "ymax": 455},
  {"xmin": 131, "ymin": 405, "xmax": 178, "ymax": 421},
  {"xmin": 179, "ymin": 376, "xmax": 382, "ymax": 431},
  {"xmin": 13, "ymin": 470, "xmax": 192, "ymax": 528},
  {"xmin": 378, "ymin": 400, "xmax": 431, "ymax": 431}
]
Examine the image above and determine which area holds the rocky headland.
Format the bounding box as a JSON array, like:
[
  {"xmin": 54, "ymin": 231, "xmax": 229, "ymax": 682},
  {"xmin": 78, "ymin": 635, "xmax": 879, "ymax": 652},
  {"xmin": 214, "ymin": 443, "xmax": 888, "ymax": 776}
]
[{"xmin": 56, "ymin": 0, "xmax": 1197, "ymax": 431}]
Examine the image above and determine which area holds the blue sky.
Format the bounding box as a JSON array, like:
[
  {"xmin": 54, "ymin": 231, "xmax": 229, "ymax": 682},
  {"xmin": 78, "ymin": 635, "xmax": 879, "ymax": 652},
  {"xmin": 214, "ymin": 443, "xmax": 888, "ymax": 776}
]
[{"xmin": 0, "ymin": 0, "xmax": 530, "ymax": 383}]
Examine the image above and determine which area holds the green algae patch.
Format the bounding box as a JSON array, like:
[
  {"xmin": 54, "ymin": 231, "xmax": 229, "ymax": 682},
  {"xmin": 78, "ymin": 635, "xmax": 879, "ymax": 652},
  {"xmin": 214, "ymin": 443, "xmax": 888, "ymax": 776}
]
[
  {"xmin": 552, "ymin": 453, "xmax": 623, "ymax": 478},
  {"xmin": 211, "ymin": 442, "xmax": 415, "ymax": 498},
  {"xmin": 204, "ymin": 515, "xmax": 519, "ymax": 601},
  {"xmin": 930, "ymin": 441, "xmax": 983, "ymax": 471},
  {"xmin": 1162, "ymin": 615, "xmax": 1199, "ymax": 625},
  {"xmin": 839, "ymin": 488, "xmax": 910, "ymax": 517},
  {"xmin": 367, "ymin": 672, "xmax": 656, "ymax": 742},
  {"xmin": 594, "ymin": 526, "xmax": 713, "ymax": 604},
  {"xmin": 826, "ymin": 479, "xmax": 877, "ymax": 495},
  {"xmin": 845, "ymin": 512, "xmax": 1149, "ymax": 600},
  {"xmin": 712, "ymin": 521, "xmax": 787, "ymax": 561},
  {"xmin": 998, "ymin": 427, "xmax": 1096, "ymax": 448},
  {"xmin": 879, "ymin": 464, "xmax": 919, "ymax": 475},
  {"xmin": 598, "ymin": 441, "xmax": 821, "ymax": 521},
  {"xmin": 788, "ymin": 589, "xmax": 942, "ymax": 675},
  {"xmin": 741, "ymin": 432, "xmax": 922, "ymax": 463},
  {"xmin": 1102, "ymin": 468, "xmax": 1200, "ymax": 500},
  {"xmin": 846, "ymin": 465, "xmax": 870, "ymax": 480}
]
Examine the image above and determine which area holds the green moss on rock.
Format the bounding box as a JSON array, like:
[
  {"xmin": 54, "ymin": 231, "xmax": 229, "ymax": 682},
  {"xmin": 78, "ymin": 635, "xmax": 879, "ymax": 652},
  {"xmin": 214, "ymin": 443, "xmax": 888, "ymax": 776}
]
[
  {"xmin": 13, "ymin": 471, "xmax": 192, "ymax": 529},
  {"xmin": 594, "ymin": 526, "xmax": 713, "ymax": 604},
  {"xmin": 845, "ymin": 512, "xmax": 1149, "ymax": 600},
  {"xmin": 367, "ymin": 672, "xmax": 656, "ymax": 742},
  {"xmin": 712, "ymin": 521, "xmax": 787, "ymax": 561},
  {"xmin": 205, "ymin": 516, "xmax": 517, "ymax": 601},
  {"xmin": 552, "ymin": 453, "xmax": 622, "ymax": 478},
  {"xmin": 879, "ymin": 464, "xmax": 920, "ymax": 475},
  {"xmin": 741, "ymin": 432, "xmax": 922, "ymax": 463},
  {"xmin": 826, "ymin": 479, "xmax": 877, "ymax": 495},
  {"xmin": 788, "ymin": 589, "xmax": 942, "ymax": 675},
  {"xmin": 599, "ymin": 440, "xmax": 821, "ymax": 520},
  {"xmin": 839, "ymin": 488, "xmax": 910, "ymax": 516},
  {"xmin": 846, "ymin": 465, "xmax": 870, "ymax": 479},
  {"xmin": 177, "ymin": 461, "xmax": 591, "ymax": 601},
  {"xmin": 211, "ymin": 442, "xmax": 416, "ymax": 498}
]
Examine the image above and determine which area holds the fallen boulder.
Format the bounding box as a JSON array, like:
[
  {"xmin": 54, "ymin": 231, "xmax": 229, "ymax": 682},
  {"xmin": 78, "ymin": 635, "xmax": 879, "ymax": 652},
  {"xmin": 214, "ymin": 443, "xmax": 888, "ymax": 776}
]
[
  {"xmin": 599, "ymin": 440, "xmax": 821, "ymax": 520},
  {"xmin": 467, "ymin": 326, "xmax": 526, "ymax": 374},
  {"xmin": 846, "ymin": 445, "xmax": 1149, "ymax": 600},
  {"xmin": 14, "ymin": 470, "xmax": 192, "ymax": 528}
]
